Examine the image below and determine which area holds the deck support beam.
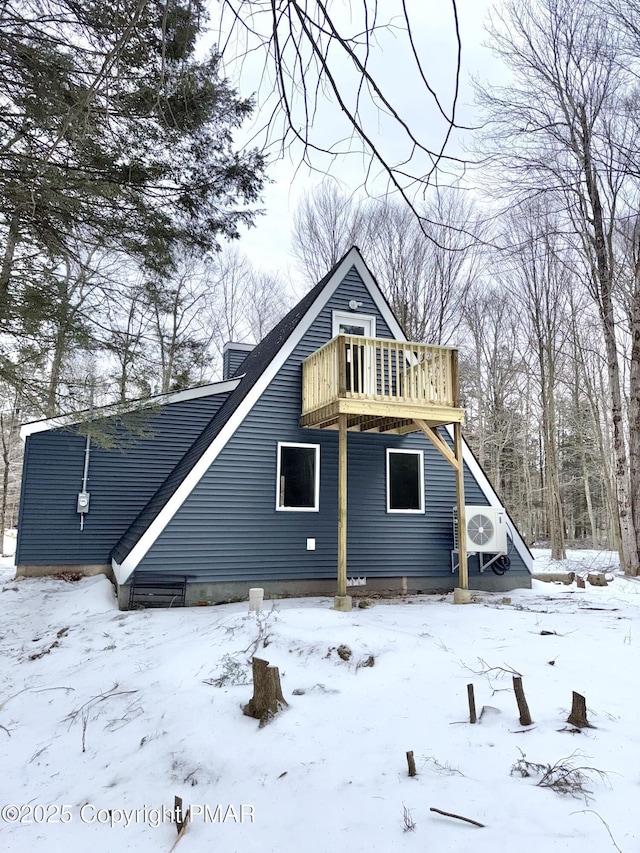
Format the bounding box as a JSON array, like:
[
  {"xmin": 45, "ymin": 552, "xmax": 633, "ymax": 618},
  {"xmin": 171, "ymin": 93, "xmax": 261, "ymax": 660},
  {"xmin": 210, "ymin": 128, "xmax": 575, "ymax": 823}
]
[
  {"xmin": 414, "ymin": 419, "xmax": 458, "ymax": 469},
  {"xmin": 414, "ymin": 419, "xmax": 468, "ymax": 592},
  {"xmin": 335, "ymin": 413, "xmax": 352, "ymax": 611}
]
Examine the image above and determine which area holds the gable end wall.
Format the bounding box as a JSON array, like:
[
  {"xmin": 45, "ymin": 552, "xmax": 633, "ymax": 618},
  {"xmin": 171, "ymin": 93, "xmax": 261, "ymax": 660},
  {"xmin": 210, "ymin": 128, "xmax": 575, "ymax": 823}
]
[
  {"xmin": 16, "ymin": 392, "xmax": 230, "ymax": 567},
  {"xmin": 135, "ymin": 267, "xmax": 529, "ymax": 584}
]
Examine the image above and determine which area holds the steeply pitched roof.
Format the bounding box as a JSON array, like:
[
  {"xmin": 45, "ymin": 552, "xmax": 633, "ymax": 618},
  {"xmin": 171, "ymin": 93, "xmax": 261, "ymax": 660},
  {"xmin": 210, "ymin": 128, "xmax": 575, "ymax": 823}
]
[{"xmin": 112, "ymin": 248, "xmax": 387, "ymax": 573}]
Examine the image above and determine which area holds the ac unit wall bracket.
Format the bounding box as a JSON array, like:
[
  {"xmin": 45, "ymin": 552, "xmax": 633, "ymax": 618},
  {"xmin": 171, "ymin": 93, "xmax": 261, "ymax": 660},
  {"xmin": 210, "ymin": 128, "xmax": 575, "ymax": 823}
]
[{"xmin": 451, "ymin": 550, "xmax": 509, "ymax": 575}]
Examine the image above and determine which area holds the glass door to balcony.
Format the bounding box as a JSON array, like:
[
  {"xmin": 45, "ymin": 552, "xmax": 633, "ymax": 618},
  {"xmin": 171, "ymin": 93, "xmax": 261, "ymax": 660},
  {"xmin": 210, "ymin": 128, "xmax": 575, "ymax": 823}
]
[{"xmin": 332, "ymin": 312, "xmax": 375, "ymax": 394}]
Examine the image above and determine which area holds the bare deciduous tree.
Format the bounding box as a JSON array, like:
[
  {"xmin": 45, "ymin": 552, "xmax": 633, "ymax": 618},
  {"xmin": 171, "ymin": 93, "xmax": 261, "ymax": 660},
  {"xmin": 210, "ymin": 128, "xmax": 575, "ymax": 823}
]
[
  {"xmin": 497, "ymin": 208, "xmax": 572, "ymax": 558},
  {"xmin": 292, "ymin": 185, "xmax": 480, "ymax": 344},
  {"xmin": 366, "ymin": 191, "xmax": 480, "ymax": 344},
  {"xmin": 215, "ymin": 1, "xmax": 465, "ymax": 217},
  {"xmin": 243, "ymin": 271, "xmax": 292, "ymax": 341},
  {"xmin": 460, "ymin": 283, "xmax": 528, "ymax": 521},
  {"xmin": 476, "ymin": 0, "xmax": 640, "ymax": 574},
  {"xmin": 292, "ymin": 182, "xmax": 366, "ymax": 283}
]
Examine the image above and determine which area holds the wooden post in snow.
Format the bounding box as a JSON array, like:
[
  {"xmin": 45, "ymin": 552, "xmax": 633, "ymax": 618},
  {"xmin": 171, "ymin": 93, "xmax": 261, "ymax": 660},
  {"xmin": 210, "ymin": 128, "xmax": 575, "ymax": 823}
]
[
  {"xmin": 467, "ymin": 683, "xmax": 477, "ymax": 724},
  {"xmin": 512, "ymin": 676, "xmax": 532, "ymax": 726}
]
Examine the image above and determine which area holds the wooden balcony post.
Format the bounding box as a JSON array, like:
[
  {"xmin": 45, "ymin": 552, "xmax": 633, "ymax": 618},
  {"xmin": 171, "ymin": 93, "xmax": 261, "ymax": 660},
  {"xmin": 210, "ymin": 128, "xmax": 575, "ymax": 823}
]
[
  {"xmin": 454, "ymin": 421, "xmax": 468, "ymax": 592},
  {"xmin": 450, "ymin": 355, "xmax": 468, "ymax": 594},
  {"xmin": 334, "ymin": 412, "xmax": 352, "ymax": 611},
  {"xmin": 337, "ymin": 335, "xmax": 347, "ymax": 398},
  {"xmin": 451, "ymin": 350, "xmax": 460, "ymax": 407}
]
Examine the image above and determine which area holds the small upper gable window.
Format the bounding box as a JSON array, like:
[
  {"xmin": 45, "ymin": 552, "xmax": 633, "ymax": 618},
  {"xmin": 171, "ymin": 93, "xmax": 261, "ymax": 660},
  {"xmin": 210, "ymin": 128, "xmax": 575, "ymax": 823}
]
[
  {"xmin": 332, "ymin": 311, "xmax": 376, "ymax": 338},
  {"xmin": 276, "ymin": 442, "xmax": 320, "ymax": 511}
]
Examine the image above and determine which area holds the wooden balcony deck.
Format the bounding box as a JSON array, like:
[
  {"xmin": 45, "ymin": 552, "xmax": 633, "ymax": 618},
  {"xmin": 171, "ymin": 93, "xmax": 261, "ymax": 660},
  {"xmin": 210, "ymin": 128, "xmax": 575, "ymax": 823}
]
[{"xmin": 301, "ymin": 334, "xmax": 464, "ymax": 432}]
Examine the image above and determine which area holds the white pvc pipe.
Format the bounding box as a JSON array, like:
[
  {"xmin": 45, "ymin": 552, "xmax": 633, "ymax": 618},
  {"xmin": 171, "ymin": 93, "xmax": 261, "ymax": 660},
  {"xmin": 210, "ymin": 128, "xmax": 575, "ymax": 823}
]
[{"xmin": 249, "ymin": 588, "xmax": 264, "ymax": 612}]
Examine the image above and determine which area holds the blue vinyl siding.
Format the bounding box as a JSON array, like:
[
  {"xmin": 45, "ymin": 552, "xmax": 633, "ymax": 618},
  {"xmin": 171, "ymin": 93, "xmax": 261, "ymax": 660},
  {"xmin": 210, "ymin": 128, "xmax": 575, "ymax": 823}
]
[
  {"xmin": 136, "ymin": 267, "xmax": 529, "ymax": 581},
  {"xmin": 223, "ymin": 346, "xmax": 252, "ymax": 380},
  {"xmin": 16, "ymin": 393, "xmax": 230, "ymax": 566}
]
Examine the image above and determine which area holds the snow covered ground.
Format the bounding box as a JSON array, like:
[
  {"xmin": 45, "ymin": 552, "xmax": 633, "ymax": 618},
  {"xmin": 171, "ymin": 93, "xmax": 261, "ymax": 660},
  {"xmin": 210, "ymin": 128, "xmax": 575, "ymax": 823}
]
[
  {"xmin": 530, "ymin": 547, "xmax": 622, "ymax": 577},
  {"xmin": 0, "ymin": 550, "xmax": 638, "ymax": 853}
]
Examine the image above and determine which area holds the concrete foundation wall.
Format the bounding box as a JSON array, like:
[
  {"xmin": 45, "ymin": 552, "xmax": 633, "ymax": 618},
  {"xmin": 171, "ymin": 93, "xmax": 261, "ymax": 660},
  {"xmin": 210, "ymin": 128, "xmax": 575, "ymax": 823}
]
[
  {"xmin": 118, "ymin": 571, "xmax": 531, "ymax": 609},
  {"xmin": 16, "ymin": 563, "xmax": 114, "ymax": 581}
]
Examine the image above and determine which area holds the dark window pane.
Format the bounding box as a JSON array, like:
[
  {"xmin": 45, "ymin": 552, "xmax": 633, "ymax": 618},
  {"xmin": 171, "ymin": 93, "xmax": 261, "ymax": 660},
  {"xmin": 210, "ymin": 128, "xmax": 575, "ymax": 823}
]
[
  {"xmin": 280, "ymin": 446, "xmax": 316, "ymax": 508},
  {"xmin": 345, "ymin": 343, "xmax": 365, "ymax": 392},
  {"xmin": 389, "ymin": 453, "xmax": 421, "ymax": 510},
  {"xmin": 339, "ymin": 323, "xmax": 366, "ymax": 335}
]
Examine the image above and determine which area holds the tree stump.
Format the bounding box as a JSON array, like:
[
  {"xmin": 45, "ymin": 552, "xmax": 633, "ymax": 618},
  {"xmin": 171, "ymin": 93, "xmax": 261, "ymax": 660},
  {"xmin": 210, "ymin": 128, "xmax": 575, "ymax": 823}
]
[
  {"xmin": 512, "ymin": 676, "xmax": 532, "ymax": 726},
  {"xmin": 567, "ymin": 691, "xmax": 592, "ymax": 728},
  {"xmin": 243, "ymin": 657, "xmax": 288, "ymax": 726},
  {"xmin": 406, "ymin": 750, "xmax": 417, "ymax": 777}
]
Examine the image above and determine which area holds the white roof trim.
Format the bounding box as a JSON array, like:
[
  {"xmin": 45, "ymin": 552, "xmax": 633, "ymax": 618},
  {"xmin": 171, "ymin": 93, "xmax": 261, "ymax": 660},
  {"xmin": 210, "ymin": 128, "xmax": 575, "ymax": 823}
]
[
  {"xmin": 20, "ymin": 379, "xmax": 241, "ymax": 440},
  {"xmin": 443, "ymin": 424, "xmax": 533, "ymax": 573},
  {"xmin": 113, "ymin": 248, "xmax": 404, "ymax": 583},
  {"xmin": 223, "ymin": 341, "xmax": 255, "ymax": 353}
]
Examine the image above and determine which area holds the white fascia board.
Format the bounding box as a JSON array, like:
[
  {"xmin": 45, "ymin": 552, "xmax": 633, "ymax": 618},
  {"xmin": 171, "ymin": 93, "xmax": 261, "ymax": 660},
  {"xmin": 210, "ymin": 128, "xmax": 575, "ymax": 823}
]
[
  {"xmin": 162, "ymin": 380, "xmax": 242, "ymax": 402},
  {"xmin": 20, "ymin": 379, "xmax": 241, "ymax": 440},
  {"xmin": 20, "ymin": 416, "xmax": 71, "ymax": 439},
  {"xmin": 112, "ymin": 558, "xmax": 126, "ymax": 585},
  {"xmin": 444, "ymin": 424, "xmax": 533, "ymax": 573},
  {"xmin": 223, "ymin": 341, "xmax": 254, "ymax": 353},
  {"xmin": 114, "ymin": 248, "xmax": 391, "ymax": 582}
]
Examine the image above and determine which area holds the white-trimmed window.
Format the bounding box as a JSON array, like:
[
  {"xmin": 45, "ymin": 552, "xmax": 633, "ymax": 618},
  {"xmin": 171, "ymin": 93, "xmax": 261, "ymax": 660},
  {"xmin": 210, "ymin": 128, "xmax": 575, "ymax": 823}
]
[
  {"xmin": 276, "ymin": 442, "xmax": 320, "ymax": 511},
  {"xmin": 332, "ymin": 311, "xmax": 376, "ymax": 338},
  {"xmin": 386, "ymin": 449, "xmax": 424, "ymax": 513}
]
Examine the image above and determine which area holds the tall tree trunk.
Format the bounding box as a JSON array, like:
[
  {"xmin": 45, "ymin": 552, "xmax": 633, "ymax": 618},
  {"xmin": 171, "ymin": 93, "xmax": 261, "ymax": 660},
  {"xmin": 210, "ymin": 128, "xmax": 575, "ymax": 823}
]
[
  {"xmin": 571, "ymin": 348, "xmax": 599, "ymax": 545},
  {"xmin": 540, "ymin": 350, "xmax": 565, "ymax": 559},
  {"xmin": 577, "ymin": 334, "xmax": 619, "ymax": 549},
  {"xmin": 581, "ymin": 118, "xmax": 639, "ymax": 575},
  {"xmin": 0, "ymin": 413, "xmax": 9, "ymax": 540},
  {"xmin": 47, "ymin": 322, "xmax": 68, "ymax": 417},
  {"xmin": 0, "ymin": 409, "xmax": 19, "ymax": 543},
  {"xmin": 598, "ymin": 268, "xmax": 636, "ymax": 572},
  {"xmin": 521, "ymin": 389, "xmax": 535, "ymax": 544},
  {"xmin": 0, "ymin": 212, "xmax": 20, "ymax": 311},
  {"xmin": 628, "ymin": 254, "xmax": 640, "ymax": 574},
  {"xmin": 581, "ymin": 446, "xmax": 598, "ymax": 545}
]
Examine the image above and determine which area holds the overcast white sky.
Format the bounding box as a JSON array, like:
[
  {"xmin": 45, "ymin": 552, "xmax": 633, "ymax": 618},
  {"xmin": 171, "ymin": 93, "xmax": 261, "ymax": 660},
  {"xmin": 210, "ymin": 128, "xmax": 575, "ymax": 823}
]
[
  {"xmin": 214, "ymin": 0, "xmax": 504, "ymax": 286},
  {"xmin": 214, "ymin": 0, "xmax": 500, "ymax": 288}
]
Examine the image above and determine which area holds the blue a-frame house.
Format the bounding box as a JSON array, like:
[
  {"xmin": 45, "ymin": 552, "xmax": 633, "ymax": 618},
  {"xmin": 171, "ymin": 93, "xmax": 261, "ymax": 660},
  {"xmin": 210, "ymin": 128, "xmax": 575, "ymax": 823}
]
[{"xmin": 16, "ymin": 248, "xmax": 532, "ymax": 607}]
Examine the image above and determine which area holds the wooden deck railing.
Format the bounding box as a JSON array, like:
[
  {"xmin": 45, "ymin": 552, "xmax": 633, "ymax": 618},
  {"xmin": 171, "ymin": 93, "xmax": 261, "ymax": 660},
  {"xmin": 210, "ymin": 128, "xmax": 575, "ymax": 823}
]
[{"xmin": 302, "ymin": 334, "xmax": 459, "ymax": 415}]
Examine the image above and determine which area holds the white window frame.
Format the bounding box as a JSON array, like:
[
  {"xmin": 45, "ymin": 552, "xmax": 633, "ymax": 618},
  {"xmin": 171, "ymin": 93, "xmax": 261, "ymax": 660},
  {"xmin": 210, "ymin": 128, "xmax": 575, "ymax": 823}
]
[
  {"xmin": 276, "ymin": 442, "xmax": 320, "ymax": 512},
  {"xmin": 386, "ymin": 449, "xmax": 424, "ymax": 514},
  {"xmin": 332, "ymin": 311, "xmax": 376, "ymax": 338}
]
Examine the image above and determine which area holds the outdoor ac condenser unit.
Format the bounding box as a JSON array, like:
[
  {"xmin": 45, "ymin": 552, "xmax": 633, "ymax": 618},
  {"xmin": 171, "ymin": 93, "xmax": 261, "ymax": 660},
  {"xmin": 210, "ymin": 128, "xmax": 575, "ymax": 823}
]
[{"xmin": 453, "ymin": 506, "xmax": 508, "ymax": 554}]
